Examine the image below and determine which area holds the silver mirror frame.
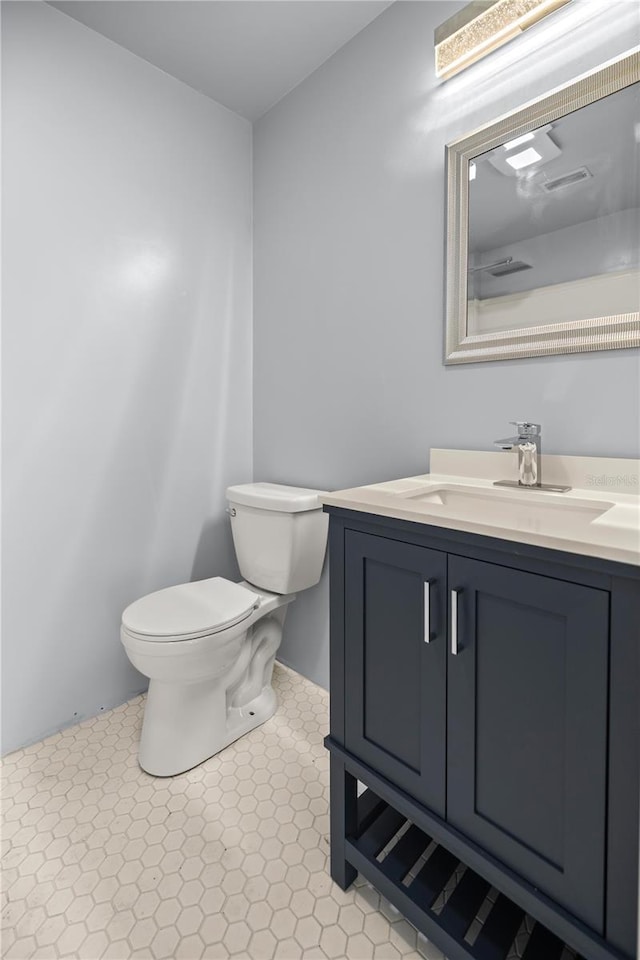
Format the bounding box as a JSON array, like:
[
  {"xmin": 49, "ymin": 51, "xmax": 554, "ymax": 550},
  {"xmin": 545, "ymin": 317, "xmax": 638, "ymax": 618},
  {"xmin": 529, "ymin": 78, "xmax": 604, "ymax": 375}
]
[{"xmin": 444, "ymin": 48, "xmax": 640, "ymax": 365}]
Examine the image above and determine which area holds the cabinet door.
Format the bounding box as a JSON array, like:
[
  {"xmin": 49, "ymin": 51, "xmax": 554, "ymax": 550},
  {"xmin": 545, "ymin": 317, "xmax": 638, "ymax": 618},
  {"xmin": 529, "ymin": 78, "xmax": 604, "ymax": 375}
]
[
  {"xmin": 344, "ymin": 530, "xmax": 447, "ymax": 816},
  {"xmin": 447, "ymin": 555, "xmax": 609, "ymax": 933}
]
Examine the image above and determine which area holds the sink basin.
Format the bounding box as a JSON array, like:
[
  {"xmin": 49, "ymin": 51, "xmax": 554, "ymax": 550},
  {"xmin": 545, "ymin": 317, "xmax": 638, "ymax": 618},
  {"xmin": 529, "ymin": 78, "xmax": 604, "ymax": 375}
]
[
  {"xmin": 321, "ymin": 450, "xmax": 640, "ymax": 565},
  {"xmin": 400, "ymin": 484, "xmax": 613, "ymax": 534}
]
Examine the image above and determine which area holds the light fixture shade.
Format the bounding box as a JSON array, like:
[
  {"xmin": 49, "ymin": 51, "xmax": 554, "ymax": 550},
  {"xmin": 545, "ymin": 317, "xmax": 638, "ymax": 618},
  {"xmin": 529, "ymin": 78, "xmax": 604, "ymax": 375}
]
[{"xmin": 435, "ymin": 0, "xmax": 572, "ymax": 80}]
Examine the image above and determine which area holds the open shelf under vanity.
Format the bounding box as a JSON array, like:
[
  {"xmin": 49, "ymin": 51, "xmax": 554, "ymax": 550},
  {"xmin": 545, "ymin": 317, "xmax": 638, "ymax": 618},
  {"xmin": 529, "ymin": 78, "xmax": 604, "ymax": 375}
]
[{"xmin": 349, "ymin": 784, "xmax": 583, "ymax": 960}]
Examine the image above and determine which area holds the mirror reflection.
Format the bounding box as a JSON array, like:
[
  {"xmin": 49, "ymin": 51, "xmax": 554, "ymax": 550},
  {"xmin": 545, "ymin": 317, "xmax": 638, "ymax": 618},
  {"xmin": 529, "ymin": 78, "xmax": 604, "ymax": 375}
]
[{"xmin": 467, "ymin": 83, "xmax": 640, "ymax": 336}]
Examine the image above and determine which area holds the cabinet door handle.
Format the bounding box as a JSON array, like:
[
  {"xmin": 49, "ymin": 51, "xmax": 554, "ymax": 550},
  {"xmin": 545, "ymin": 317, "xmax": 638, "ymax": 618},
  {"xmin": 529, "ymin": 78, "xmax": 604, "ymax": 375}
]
[
  {"xmin": 424, "ymin": 580, "xmax": 432, "ymax": 643},
  {"xmin": 451, "ymin": 589, "xmax": 461, "ymax": 655}
]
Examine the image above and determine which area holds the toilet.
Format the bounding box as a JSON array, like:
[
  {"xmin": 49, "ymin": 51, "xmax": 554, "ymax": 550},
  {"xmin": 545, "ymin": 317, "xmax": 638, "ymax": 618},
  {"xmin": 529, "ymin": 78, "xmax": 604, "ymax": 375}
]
[{"xmin": 121, "ymin": 483, "xmax": 329, "ymax": 776}]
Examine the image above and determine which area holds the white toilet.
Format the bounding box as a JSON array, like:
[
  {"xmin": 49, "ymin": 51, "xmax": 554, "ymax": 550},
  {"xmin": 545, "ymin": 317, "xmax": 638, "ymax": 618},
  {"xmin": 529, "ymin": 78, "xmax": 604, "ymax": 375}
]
[{"xmin": 121, "ymin": 483, "xmax": 328, "ymax": 777}]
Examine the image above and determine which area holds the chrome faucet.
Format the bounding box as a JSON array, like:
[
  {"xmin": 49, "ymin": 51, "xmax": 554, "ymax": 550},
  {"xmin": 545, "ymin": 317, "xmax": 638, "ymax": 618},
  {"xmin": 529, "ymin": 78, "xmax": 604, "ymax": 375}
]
[
  {"xmin": 493, "ymin": 422, "xmax": 570, "ymax": 492},
  {"xmin": 495, "ymin": 421, "xmax": 541, "ymax": 486}
]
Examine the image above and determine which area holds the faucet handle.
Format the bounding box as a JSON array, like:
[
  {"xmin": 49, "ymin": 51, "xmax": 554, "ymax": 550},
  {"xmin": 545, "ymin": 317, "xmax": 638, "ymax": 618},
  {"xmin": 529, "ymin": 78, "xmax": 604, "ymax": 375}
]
[{"xmin": 509, "ymin": 421, "xmax": 541, "ymax": 436}]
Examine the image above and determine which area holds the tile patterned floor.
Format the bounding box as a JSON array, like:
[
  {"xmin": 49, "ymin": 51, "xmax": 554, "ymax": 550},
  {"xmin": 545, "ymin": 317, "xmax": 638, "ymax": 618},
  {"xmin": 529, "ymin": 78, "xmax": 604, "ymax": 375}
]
[
  {"xmin": 1, "ymin": 664, "xmax": 446, "ymax": 960},
  {"xmin": 1, "ymin": 664, "xmax": 576, "ymax": 960}
]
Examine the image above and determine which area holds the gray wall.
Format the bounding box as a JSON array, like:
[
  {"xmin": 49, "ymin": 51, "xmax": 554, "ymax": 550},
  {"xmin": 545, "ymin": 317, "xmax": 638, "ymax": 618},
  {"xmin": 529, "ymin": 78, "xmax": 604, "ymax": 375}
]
[
  {"xmin": 474, "ymin": 208, "xmax": 640, "ymax": 299},
  {"xmin": 254, "ymin": 0, "xmax": 640, "ymax": 689},
  {"xmin": 2, "ymin": 2, "xmax": 253, "ymax": 753}
]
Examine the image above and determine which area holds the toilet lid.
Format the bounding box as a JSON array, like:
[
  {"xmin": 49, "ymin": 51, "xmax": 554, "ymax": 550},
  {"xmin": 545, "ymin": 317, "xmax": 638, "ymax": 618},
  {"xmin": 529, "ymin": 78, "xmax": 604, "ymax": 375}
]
[{"xmin": 122, "ymin": 577, "xmax": 258, "ymax": 640}]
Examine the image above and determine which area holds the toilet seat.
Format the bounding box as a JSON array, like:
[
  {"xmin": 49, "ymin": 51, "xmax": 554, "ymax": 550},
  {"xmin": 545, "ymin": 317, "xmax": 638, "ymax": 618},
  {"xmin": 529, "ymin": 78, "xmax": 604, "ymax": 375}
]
[{"xmin": 121, "ymin": 577, "xmax": 259, "ymax": 643}]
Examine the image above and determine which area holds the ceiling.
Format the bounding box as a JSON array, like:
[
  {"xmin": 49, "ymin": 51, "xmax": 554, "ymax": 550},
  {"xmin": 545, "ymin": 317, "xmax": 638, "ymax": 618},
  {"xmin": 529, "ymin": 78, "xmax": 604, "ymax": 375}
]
[{"xmin": 48, "ymin": 0, "xmax": 394, "ymax": 120}]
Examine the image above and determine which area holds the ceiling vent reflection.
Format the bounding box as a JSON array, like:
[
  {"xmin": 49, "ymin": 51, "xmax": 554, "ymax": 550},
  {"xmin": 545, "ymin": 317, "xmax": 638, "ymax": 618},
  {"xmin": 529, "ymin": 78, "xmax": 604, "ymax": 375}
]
[{"xmin": 542, "ymin": 167, "xmax": 593, "ymax": 192}]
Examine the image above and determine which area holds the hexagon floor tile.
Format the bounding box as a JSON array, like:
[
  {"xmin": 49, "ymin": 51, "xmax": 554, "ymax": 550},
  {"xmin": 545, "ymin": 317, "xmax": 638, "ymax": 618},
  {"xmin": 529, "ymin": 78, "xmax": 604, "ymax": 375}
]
[{"xmin": 3, "ymin": 664, "xmax": 457, "ymax": 959}]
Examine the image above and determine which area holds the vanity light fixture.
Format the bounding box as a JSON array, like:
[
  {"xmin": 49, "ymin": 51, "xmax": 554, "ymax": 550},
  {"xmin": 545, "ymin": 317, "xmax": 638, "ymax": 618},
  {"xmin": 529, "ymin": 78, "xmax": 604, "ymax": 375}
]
[{"xmin": 435, "ymin": 0, "xmax": 572, "ymax": 80}]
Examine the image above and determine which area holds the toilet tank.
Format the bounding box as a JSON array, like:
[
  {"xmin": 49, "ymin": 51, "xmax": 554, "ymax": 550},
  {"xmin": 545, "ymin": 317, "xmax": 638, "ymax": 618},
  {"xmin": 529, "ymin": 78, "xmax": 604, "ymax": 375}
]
[{"xmin": 226, "ymin": 483, "xmax": 329, "ymax": 594}]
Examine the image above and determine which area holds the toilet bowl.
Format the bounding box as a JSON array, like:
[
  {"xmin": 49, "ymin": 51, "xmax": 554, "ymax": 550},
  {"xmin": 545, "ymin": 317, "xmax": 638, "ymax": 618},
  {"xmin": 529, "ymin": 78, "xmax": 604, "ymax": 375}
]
[{"xmin": 121, "ymin": 483, "xmax": 328, "ymax": 776}]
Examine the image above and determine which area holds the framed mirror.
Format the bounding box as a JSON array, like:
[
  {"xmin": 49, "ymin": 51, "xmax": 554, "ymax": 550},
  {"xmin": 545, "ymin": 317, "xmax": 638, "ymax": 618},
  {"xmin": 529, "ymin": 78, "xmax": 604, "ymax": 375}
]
[{"xmin": 445, "ymin": 49, "xmax": 640, "ymax": 364}]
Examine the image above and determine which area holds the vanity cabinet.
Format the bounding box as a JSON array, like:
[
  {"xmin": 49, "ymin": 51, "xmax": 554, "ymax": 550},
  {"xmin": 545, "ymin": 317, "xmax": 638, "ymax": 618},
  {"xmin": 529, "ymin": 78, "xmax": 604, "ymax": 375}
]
[
  {"xmin": 344, "ymin": 531, "xmax": 447, "ymax": 814},
  {"xmin": 447, "ymin": 556, "xmax": 609, "ymax": 932},
  {"xmin": 326, "ymin": 508, "xmax": 639, "ymax": 960}
]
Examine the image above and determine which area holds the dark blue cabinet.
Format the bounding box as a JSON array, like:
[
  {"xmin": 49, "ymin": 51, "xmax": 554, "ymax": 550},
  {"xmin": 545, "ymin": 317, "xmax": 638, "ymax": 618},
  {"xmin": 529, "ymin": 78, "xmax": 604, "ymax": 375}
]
[
  {"xmin": 326, "ymin": 508, "xmax": 639, "ymax": 960},
  {"xmin": 344, "ymin": 530, "xmax": 447, "ymax": 815},
  {"xmin": 447, "ymin": 555, "xmax": 609, "ymax": 933}
]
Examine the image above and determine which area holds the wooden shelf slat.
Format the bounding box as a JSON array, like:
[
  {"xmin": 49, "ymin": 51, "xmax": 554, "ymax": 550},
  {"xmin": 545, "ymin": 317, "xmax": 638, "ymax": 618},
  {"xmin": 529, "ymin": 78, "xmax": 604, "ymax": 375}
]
[
  {"xmin": 380, "ymin": 823, "xmax": 431, "ymax": 884},
  {"xmin": 408, "ymin": 844, "xmax": 459, "ymax": 910},
  {"xmin": 357, "ymin": 805, "xmax": 406, "ymax": 859},
  {"xmin": 472, "ymin": 894, "xmax": 525, "ymax": 960},
  {"xmin": 439, "ymin": 869, "xmax": 491, "ymax": 942}
]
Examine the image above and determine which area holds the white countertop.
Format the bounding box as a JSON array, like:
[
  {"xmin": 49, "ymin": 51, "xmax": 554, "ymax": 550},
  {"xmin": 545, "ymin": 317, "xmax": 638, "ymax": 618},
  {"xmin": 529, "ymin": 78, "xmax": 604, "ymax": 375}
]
[{"xmin": 321, "ymin": 449, "xmax": 640, "ymax": 567}]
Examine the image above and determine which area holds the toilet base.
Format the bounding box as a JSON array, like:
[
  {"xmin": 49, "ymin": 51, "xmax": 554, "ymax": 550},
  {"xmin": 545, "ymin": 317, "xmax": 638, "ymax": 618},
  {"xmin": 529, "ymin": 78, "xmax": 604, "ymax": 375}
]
[
  {"xmin": 139, "ymin": 683, "xmax": 278, "ymax": 777},
  {"xmin": 137, "ymin": 603, "xmax": 289, "ymax": 777},
  {"xmin": 227, "ymin": 684, "xmax": 277, "ymax": 750}
]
